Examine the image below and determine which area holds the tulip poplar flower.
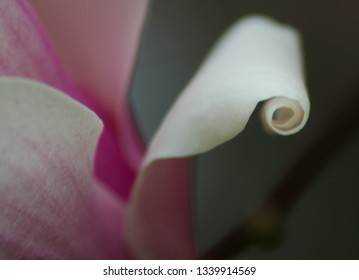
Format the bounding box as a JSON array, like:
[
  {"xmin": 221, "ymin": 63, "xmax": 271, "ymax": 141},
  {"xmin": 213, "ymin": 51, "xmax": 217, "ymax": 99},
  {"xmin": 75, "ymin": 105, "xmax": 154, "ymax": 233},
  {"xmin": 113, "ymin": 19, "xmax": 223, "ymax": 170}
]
[{"xmin": 0, "ymin": 0, "xmax": 309, "ymax": 259}]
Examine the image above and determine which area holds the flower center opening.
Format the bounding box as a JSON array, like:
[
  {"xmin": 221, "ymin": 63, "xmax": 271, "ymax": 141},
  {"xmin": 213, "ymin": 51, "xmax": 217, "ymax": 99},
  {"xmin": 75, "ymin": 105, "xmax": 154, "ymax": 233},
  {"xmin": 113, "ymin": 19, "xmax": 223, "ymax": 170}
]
[{"xmin": 272, "ymin": 107, "xmax": 294, "ymax": 126}]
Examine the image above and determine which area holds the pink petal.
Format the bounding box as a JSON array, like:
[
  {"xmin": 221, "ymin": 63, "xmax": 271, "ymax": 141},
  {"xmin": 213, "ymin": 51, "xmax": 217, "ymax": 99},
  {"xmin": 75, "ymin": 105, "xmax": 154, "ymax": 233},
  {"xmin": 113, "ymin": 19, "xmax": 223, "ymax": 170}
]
[
  {"xmin": 93, "ymin": 116, "xmax": 139, "ymax": 199},
  {"xmin": 0, "ymin": 78, "xmax": 126, "ymax": 259},
  {"xmin": 0, "ymin": 0, "xmax": 142, "ymax": 198},
  {"xmin": 28, "ymin": 0, "xmax": 149, "ymax": 195},
  {"xmin": 28, "ymin": 0, "xmax": 149, "ymax": 123},
  {"xmin": 0, "ymin": 0, "xmax": 79, "ymax": 99},
  {"xmin": 126, "ymin": 159, "xmax": 196, "ymax": 259}
]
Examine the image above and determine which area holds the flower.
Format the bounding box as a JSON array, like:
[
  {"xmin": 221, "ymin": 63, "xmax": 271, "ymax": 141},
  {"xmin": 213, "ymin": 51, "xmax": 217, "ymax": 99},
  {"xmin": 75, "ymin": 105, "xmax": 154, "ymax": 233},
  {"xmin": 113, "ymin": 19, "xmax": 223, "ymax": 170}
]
[
  {"xmin": 0, "ymin": 0, "xmax": 149, "ymax": 259},
  {"xmin": 0, "ymin": 0, "xmax": 309, "ymax": 259}
]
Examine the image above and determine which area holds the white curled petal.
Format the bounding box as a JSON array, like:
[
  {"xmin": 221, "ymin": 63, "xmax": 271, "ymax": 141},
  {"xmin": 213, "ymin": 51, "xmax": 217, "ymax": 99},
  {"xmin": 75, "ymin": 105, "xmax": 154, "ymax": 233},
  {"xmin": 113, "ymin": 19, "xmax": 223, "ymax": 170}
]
[
  {"xmin": 126, "ymin": 15, "xmax": 310, "ymax": 259},
  {"xmin": 145, "ymin": 15, "xmax": 310, "ymax": 165}
]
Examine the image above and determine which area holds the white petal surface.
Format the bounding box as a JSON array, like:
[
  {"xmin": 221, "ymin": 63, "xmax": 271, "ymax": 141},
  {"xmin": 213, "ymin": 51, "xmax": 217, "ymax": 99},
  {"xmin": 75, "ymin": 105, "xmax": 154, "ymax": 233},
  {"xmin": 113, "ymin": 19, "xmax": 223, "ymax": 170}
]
[
  {"xmin": 126, "ymin": 16, "xmax": 310, "ymax": 259},
  {"xmin": 145, "ymin": 15, "xmax": 310, "ymax": 164},
  {"xmin": 0, "ymin": 78, "xmax": 122, "ymax": 259}
]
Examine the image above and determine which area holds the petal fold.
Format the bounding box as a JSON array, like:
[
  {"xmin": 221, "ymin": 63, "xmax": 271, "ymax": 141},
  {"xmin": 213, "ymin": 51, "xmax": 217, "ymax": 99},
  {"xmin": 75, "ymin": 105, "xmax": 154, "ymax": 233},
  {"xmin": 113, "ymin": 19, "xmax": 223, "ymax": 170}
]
[
  {"xmin": 28, "ymin": 0, "xmax": 149, "ymax": 195},
  {"xmin": 0, "ymin": 78, "xmax": 124, "ymax": 259},
  {"xmin": 125, "ymin": 16, "xmax": 310, "ymax": 259}
]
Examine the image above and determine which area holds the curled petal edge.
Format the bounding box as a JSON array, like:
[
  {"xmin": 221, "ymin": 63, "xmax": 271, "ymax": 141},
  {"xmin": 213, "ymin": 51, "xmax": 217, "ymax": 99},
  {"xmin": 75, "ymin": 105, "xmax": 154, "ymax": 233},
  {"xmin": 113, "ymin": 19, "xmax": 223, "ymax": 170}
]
[{"xmin": 125, "ymin": 15, "xmax": 310, "ymax": 259}]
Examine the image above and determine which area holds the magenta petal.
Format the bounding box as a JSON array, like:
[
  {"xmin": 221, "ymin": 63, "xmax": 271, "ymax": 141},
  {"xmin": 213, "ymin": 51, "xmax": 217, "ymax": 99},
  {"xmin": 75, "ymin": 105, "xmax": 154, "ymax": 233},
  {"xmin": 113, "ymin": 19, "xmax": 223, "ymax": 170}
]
[
  {"xmin": 93, "ymin": 115, "xmax": 137, "ymax": 200},
  {"xmin": 0, "ymin": 78, "xmax": 126, "ymax": 259}
]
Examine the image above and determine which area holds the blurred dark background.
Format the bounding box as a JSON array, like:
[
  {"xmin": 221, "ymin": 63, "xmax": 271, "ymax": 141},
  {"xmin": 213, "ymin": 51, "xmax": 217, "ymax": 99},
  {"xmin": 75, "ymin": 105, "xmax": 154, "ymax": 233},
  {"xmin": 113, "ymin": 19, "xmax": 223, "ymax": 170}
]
[{"xmin": 131, "ymin": 0, "xmax": 359, "ymax": 258}]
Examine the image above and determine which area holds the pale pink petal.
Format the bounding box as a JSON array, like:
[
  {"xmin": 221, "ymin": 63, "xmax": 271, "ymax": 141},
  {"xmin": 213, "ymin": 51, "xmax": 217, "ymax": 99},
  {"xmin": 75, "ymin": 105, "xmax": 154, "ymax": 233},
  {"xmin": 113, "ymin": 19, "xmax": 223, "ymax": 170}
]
[
  {"xmin": 92, "ymin": 181, "xmax": 133, "ymax": 259},
  {"xmin": 0, "ymin": 0, "xmax": 144, "ymax": 198},
  {"xmin": 125, "ymin": 16, "xmax": 310, "ymax": 259},
  {"xmin": 126, "ymin": 159, "xmax": 196, "ymax": 259},
  {"xmin": 0, "ymin": 78, "xmax": 126, "ymax": 259},
  {"xmin": 28, "ymin": 0, "xmax": 149, "ymax": 194},
  {"xmin": 28, "ymin": 0, "xmax": 149, "ymax": 122},
  {"xmin": 0, "ymin": 0, "xmax": 80, "ymax": 99}
]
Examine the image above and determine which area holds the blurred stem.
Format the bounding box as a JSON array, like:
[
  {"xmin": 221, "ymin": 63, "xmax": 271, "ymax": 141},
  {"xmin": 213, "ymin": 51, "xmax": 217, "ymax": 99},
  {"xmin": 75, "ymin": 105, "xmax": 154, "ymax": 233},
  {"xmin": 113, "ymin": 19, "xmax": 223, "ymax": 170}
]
[{"xmin": 202, "ymin": 86, "xmax": 359, "ymax": 259}]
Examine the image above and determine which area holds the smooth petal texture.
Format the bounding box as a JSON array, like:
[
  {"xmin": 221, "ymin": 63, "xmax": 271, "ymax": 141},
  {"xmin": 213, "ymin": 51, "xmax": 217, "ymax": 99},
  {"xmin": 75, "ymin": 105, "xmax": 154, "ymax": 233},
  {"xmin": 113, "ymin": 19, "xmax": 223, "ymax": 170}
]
[
  {"xmin": 0, "ymin": 78, "xmax": 125, "ymax": 259},
  {"xmin": 28, "ymin": 0, "xmax": 148, "ymax": 196},
  {"xmin": 0, "ymin": 0, "xmax": 74, "ymax": 94},
  {"xmin": 0, "ymin": 0, "xmax": 144, "ymax": 199},
  {"xmin": 125, "ymin": 16, "xmax": 310, "ymax": 259},
  {"xmin": 144, "ymin": 15, "xmax": 310, "ymax": 164},
  {"xmin": 126, "ymin": 159, "xmax": 195, "ymax": 259},
  {"xmin": 28, "ymin": 0, "xmax": 149, "ymax": 122}
]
